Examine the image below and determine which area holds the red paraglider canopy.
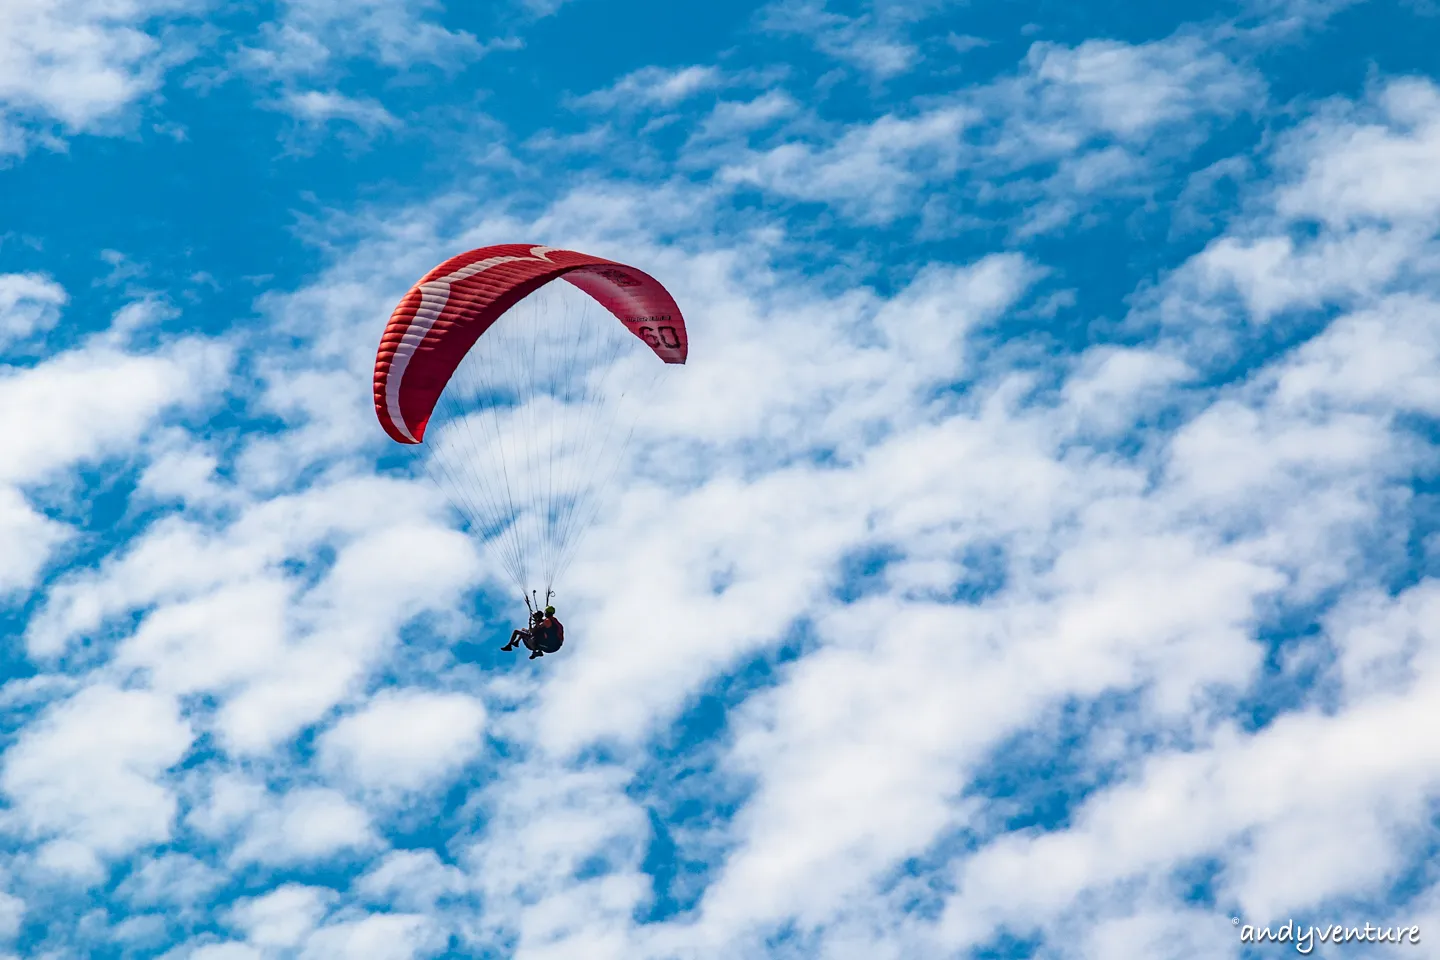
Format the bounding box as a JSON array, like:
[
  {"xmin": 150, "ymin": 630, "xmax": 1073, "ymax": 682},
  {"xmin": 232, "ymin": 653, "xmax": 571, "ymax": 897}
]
[{"xmin": 374, "ymin": 243, "xmax": 688, "ymax": 445}]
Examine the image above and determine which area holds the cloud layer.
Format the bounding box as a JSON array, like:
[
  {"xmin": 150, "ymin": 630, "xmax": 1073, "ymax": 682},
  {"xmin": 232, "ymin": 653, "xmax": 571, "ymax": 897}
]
[{"xmin": 3, "ymin": 1, "xmax": 1440, "ymax": 957}]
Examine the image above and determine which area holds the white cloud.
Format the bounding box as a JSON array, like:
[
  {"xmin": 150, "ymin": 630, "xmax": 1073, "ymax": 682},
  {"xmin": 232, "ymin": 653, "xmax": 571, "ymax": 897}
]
[
  {"xmin": 969, "ymin": 33, "xmax": 1263, "ymax": 234},
  {"xmin": 189, "ymin": 943, "xmax": 264, "ymax": 960},
  {"xmin": 0, "ymin": 273, "xmax": 66, "ymax": 346},
  {"xmin": 0, "ymin": 893, "xmax": 22, "ymax": 941},
  {"xmin": 1, "ymin": 686, "xmax": 192, "ymax": 874},
  {"xmin": 237, "ymin": 0, "xmax": 494, "ymax": 81},
  {"xmin": 1240, "ymin": 0, "xmax": 1370, "ymax": 36},
  {"xmin": 759, "ymin": 0, "xmax": 934, "ymax": 79},
  {"xmin": 937, "ymin": 640, "xmax": 1440, "ymax": 942},
  {"xmin": 1007, "ymin": 36, "xmax": 1260, "ymax": 144},
  {"xmin": 230, "ymin": 787, "xmax": 376, "ymax": 866},
  {"xmin": 1060, "ymin": 347, "xmax": 1195, "ymax": 437},
  {"xmin": 300, "ymin": 913, "xmax": 443, "ymax": 960},
  {"xmin": 0, "ymin": 486, "xmax": 70, "ymax": 598},
  {"xmin": 692, "ymin": 91, "xmax": 800, "ymax": 142},
  {"xmin": 27, "ymin": 471, "xmax": 480, "ymax": 753},
  {"xmin": 573, "ymin": 66, "xmax": 723, "ymax": 113},
  {"xmin": 1145, "ymin": 76, "xmax": 1440, "ymax": 360},
  {"xmin": 715, "ymin": 31, "xmax": 1261, "ymax": 228},
  {"xmin": 718, "ymin": 105, "xmax": 976, "ymax": 222},
  {"xmin": 136, "ymin": 434, "xmax": 230, "ymax": 508},
  {"xmin": 0, "ymin": 335, "xmax": 231, "ymax": 487},
  {"xmin": 1170, "ymin": 154, "xmax": 1251, "ymax": 237},
  {"xmin": 319, "ymin": 689, "xmax": 487, "ymax": 795},
  {"xmin": 224, "ymin": 0, "xmax": 523, "ymax": 136},
  {"xmin": 462, "ymin": 763, "xmax": 650, "ymax": 952},
  {"xmin": 947, "ymin": 32, "xmax": 989, "ymax": 53},
  {"xmin": 184, "ymin": 771, "xmax": 269, "ymax": 839},
  {"xmin": 355, "ymin": 850, "xmax": 468, "ymax": 913},
  {"xmin": 117, "ymin": 853, "xmax": 224, "ymax": 909},
  {"xmin": 0, "ymin": 300, "xmax": 230, "ymax": 603},
  {"xmin": 275, "ymin": 89, "xmax": 400, "ymax": 133},
  {"xmin": 228, "ymin": 883, "xmax": 334, "ymax": 948},
  {"xmin": 0, "ymin": 0, "xmax": 198, "ymax": 154},
  {"xmin": 1275, "ymin": 78, "xmax": 1440, "ymax": 230},
  {"xmin": 905, "ymin": 78, "xmax": 1440, "ymax": 960}
]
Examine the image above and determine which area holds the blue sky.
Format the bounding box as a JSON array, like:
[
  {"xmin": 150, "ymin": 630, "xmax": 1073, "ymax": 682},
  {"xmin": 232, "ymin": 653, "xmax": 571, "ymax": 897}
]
[{"xmin": 3, "ymin": 0, "xmax": 1440, "ymax": 957}]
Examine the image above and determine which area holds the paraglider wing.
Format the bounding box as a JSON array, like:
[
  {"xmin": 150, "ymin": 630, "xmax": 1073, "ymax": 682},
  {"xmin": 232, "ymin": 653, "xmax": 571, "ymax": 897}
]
[{"xmin": 373, "ymin": 243, "xmax": 687, "ymax": 445}]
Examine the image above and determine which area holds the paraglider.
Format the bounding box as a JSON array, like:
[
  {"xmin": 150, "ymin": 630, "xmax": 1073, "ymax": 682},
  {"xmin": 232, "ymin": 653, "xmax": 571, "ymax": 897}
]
[
  {"xmin": 501, "ymin": 605, "xmax": 565, "ymax": 659},
  {"xmin": 501, "ymin": 610, "xmax": 546, "ymax": 655},
  {"xmin": 534, "ymin": 605, "xmax": 565, "ymax": 657},
  {"xmin": 373, "ymin": 244, "xmax": 687, "ymax": 658}
]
